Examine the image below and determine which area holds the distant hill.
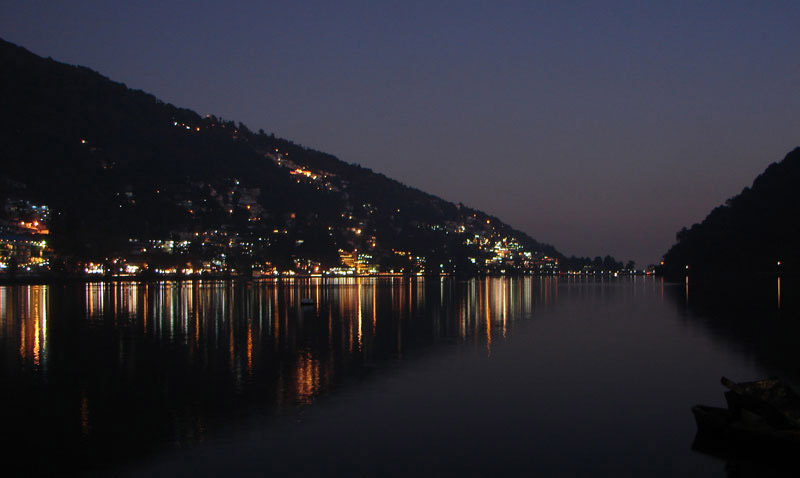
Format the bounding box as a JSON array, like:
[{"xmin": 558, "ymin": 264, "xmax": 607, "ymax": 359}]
[
  {"xmin": 0, "ymin": 38, "xmax": 624, "ymax": 276},
  {"xmin": 662, "ymin": 147, "xmax": 800, "ymax": 279}
]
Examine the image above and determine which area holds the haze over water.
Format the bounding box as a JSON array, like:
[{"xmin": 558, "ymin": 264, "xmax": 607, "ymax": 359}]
[{"xmin": 1, "ymin": 276, "xmax": 797, "ymax": 476}]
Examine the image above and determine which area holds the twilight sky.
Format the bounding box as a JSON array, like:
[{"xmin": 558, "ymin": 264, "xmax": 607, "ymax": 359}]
[{"xmin": 3, "ymin": 1, "xmax": 799, "ymax": 266}]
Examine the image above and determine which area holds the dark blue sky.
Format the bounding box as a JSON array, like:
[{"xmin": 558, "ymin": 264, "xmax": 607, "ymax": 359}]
[{"xmin": 3, "ymin": 1, "xmax": 799, "ymax": 265}]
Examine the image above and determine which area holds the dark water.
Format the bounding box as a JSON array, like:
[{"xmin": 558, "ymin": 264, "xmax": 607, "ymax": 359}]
[{"xmin": 1, "ymin": 276, "xmax": 799, "ymax": 476}]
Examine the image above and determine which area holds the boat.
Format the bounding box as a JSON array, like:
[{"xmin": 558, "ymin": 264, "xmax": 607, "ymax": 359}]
[
  {"xmin": 300, "ymin": 298, "xmax": 314, "ymax": 306},
  {"xmin": 721, "ymin": 377, "xmax": 800, "ymax": 429},
  {"xmin": 692, "ymin": 377, "xmax": 800, "ymax": 454}
]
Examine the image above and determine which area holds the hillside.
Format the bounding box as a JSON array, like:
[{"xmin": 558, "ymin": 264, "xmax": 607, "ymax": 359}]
[
  {"xmin": 662, "ymin": 147, "xmax": 800, "ymax": 279},
  {"xmin": 0, "ymin": 38, "xmax": 617, "ymax": 277}
]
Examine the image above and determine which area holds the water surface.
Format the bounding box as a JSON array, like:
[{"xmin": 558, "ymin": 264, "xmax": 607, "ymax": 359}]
[{"xmin": 1, "ymin": 276, "xmax": 797, "ymax": 476}]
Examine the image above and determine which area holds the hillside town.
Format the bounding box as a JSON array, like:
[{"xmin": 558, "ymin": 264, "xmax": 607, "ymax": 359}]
[{"xmin": 1, "ymin": 144, "xmax": 649, "ymax": 280}]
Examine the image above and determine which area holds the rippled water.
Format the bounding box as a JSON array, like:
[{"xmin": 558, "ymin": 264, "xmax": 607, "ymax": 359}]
[{"xmin": 1, "ymin": 276, "xmax": 797, "ymax": 476}]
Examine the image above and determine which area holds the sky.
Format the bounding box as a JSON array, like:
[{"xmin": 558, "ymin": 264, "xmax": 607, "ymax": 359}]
[{"xmin": 2, "ymin": 1, "xmax": 799, "ymax": 266}]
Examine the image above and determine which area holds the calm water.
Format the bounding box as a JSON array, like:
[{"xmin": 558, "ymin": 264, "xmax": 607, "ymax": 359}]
[{"xmin": 1, "ymin": 276, "xmax": 799, "ymax": 476}]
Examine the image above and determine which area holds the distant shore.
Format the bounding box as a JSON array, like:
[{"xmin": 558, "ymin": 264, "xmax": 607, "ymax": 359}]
[{"xmin": 0, "ymin": 269, "xmax": 661, "ymax": 285}]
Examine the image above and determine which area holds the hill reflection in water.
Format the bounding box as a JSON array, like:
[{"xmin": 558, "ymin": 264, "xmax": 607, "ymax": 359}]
[{"xmin": 667, "ymin": 275, "xmax": 800, "ymax": 383}]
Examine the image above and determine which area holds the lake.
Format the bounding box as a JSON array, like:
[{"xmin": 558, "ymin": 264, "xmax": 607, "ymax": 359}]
[{"xmin": 1, "ymin": 276, "xmax": 798, "ymax": 476}]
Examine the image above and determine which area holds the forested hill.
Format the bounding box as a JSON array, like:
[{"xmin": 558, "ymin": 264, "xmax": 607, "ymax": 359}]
[
  {"xmin": 662, "ymin": 147, "xmax": 800, "ymax": 279},
  {"xmin": 0, "ymin": 37, "xmax": 620, "ymax": 275}
]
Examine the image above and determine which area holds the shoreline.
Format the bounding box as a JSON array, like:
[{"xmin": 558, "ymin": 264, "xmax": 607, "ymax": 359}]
[{"xmin": 0, "ymin": 270, "xmax": 654, "ymax": 285}]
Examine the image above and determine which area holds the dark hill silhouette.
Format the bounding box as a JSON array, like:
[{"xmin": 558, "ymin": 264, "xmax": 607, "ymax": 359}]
[
  {"xmin": 662, "ymin": 147, "xmax": 800, "ymax": 279},
  {"xmin": 0, "ymin": 38, "xmax": 625, "ymax": 275}
]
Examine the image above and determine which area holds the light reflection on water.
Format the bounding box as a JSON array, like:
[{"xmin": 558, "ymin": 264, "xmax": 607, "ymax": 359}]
[
  {"xmin": 0, "ymin": 276, "xmax": 561, "ymax": 474},
  {"xmin": 0, "ymin": 284, "xmax": 49, "ymax": 372},
  {"xmin": 3, "ymin": 276, "xmax": 672, "ymax": 390},
  {"xmin": 1, "ymin": 275, "xmax": 792, "ymax": 476}
]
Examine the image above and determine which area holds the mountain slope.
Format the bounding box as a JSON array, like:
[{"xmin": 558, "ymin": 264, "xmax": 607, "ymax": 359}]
[
  {"xmin": 662, "ymin": 147, "xmax": 800, "ymax": 279},
  {"xmin": 0, "ymin": 37, "xmax": 584, "ymax": 275}
]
